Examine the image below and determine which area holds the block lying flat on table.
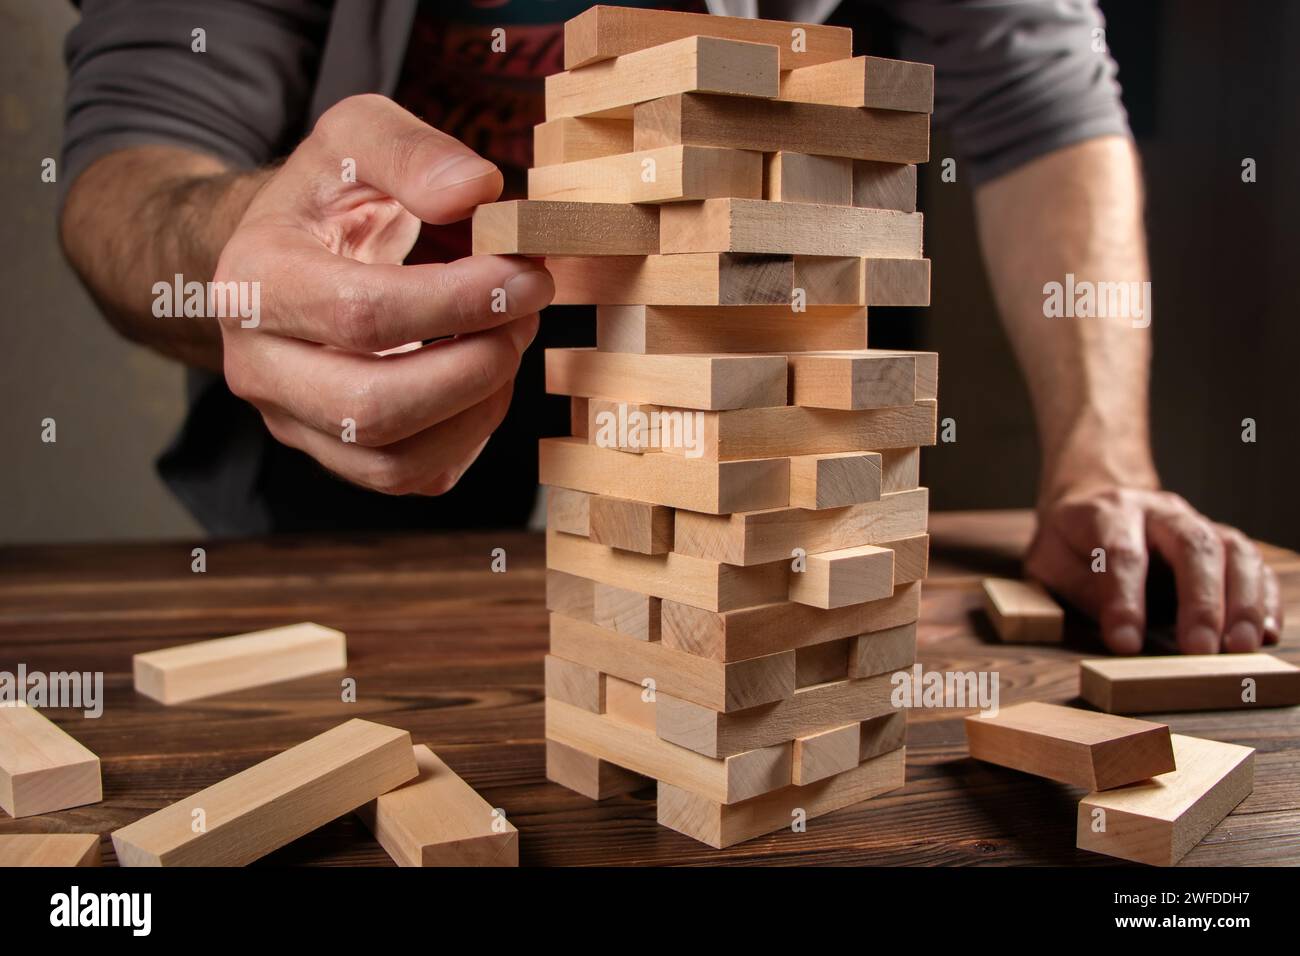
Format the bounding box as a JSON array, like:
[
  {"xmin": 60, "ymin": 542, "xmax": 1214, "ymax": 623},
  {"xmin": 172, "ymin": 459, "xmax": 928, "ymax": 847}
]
[
  {"xmin": 787, "ymin": 351, "xmax": 917, "ymax": 409},
  {"xmin": 546, "ymin": 569, "xmax": 595, "ymax": 622},
  {"xmin": 546, "ymin": 739, "xmax": 649, "ymax": 800},
  {"xmin": 1077, "ymin": 734, "xmax": 1254, "ymax": 866},
  {"xmin": 546, "ymin": 487, "xmax": 591, "ymax": 536},
  {"xmin": 0, "ymin": 706, "xmax": 102, "ymax": 818},
  {"xmin": 982, "ymin": 578, "xmax": 1064, "ymax": 644},
  {"xmin": 534, "ymin": 116, "xmax": 633, "ymax": 166},
  {"xmin": 658, "ymin": 745, "xmax": 906, "ymax": 848},
  {"xmin": 540, "ymin": 437, "xmax": 789, "ymax": 514},
  {"xmin": 0, "ymin": 833, "xmax": 102, "ymax": 867},
  {"xmin": 765, "ymin": 152, "xmax": 852, "ymax": 205},
  {"xmin": 854, "ymin": 161, "xmax": 918, "ymax": 212},
  {"xmin": 593, "ymin": 583, "xmax": 661, "ymax": 641},
  {"xmin": 788, "ymin": 452, "xmax": 883, "ymax": 510},
  {"xmin": 964, "ymin": 701, "xmax": 1176, "ymax": 791},
  {"xmin": 588, "ymin": 495, "xmax": 674, "ymax": 554},
  {"xmin": 790, "ymin": 544, "xmax": 895, "ymax": 610},
  {"xmin": 596, "ymin": 304, "xmax": 867, "ymax": 355},
  {"xmin": 545, "ymin": 348, "xmax": 788, "ymax": 410},
  {"xmin": 472, "ymin": 200, "xmax": 658, "ymax": 255},
  {"xmin": 563, "ymin": 5, "xmax": 853, "ymax": 70},
  {"xmin": 133, "ymin": 622, "xmax": 347, "ymax": 705},
  {"xmin": 111, "ymin": 719, "xmax": 417, "ymax": 866},
  {"xmin": 356, "ymin": 744, "xmax": 518, "ymax": 867},
  {"xmin": 793, "ymin": 722, "xmax": 861, "ymax": 785},
  {"xmin": 678, "ymin": 400, "xmax": 937, "ymax": 460},
  {"xmin": 546, "ymin": 35, "xmax": 778, "ymax": 119},
  {"xmin": 1079, "ymin": 653, "xmax": 1300, "ymax": 714},
  {"xmin": 636, "ymin": 92, "xmax": 929, "ymax": 165},
  {"xmin": 848, "ymin": 622, "xmax": 918, "ymax": 678},
  {"xmin": 528, "ymin": 145, "xmax": 761, "ymax": 204},
  {"xmin": 545, "ymin": 654, "xmax": 605, "ymax": 712},
  {"xmin": 778, "ymin": 55, "xmax": 934, "ymax": 113}
]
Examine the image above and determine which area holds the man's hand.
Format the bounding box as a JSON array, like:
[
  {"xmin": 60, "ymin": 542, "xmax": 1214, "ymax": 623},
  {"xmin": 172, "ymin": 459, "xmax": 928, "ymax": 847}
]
[{"xmin": 214, "ymin": 95, "xmax": 553, "ymax": 495}]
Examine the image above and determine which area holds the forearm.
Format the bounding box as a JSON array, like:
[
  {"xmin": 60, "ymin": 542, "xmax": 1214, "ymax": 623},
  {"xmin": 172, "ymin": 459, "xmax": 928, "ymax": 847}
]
[
  {"xmin": 973, "ymin": 136, "xmax": 1159, "ymax": 507},
  {"xmin": 60, "ymin": 146, "xmax": 272, "ymax": 374}
]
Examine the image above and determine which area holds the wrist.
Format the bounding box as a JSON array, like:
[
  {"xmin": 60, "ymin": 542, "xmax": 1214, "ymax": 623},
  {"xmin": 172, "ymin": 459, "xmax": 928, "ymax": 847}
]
[{"xmin": 1037, "ymin": 414, "xmax": 1159, "ymax": 509}]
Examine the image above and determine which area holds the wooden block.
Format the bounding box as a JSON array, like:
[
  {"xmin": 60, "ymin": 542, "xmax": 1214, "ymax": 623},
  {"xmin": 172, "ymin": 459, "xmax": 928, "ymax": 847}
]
[
  {"xmin": 547, "ymin": 698, "xmax": 790, "ymax": 805},
  {"xmin": 586, "ymin": 398, "xmax": 661, "ymax": 454},
  {"xmin": 657, "ymin": 674, "xmax": 895, "ymax": 758},
  {"xmin": 550, "ymin": 612, "xmax": 794, "ymax": 713},
  {"xmin": 793, "ymin": 723, "xmax": 861, "ymax": 785},
  {"xmin": 545, "ymin": 348, "xmax": 787, "ymax": 411},
  {"xmin": 471, "ymin": 200, "xmax": 658, "ymax": 256},
  {"xmin": 544, "ymin": 654, "xmax": 605, "ymax": 712},
  {"xmin": 635, "ymin": 93, "xmax": 930, "ymax": 164},
  {"xmin": 549, "ymin": 252, "xmax": 791, "ymax": 306},
  {"xmin": 111, "ymin": 719, "xmax": 417, "ymax": 866},
  {"xmin": 678, "ymin": 401, "xmax": 937, "ymax": 461},
  {"xmin": 0, "ymin": 706, "xmax": 101, "ymax": 818},
  {"xmin": 604, "ymin": 675, "xmax": 657, "ymax": 732},
  {"xmin": 779, "ymin": 56, "xmax": 934, "ymax": 113},
  {"xmin": 790, "ymin": 544, "xmax": 895, "ymax": 610},
  {"xmin": 1079, "ymin": 654, "xmax": 1300, "ymax": 714},
  {"xmin": 659, "ymin": 198, "xmax": 924, "ymax": 258},
  {"xmin": 564, "ymin": 5, "xmax": 853, "ymax": 71},
  {"xmin": 795, "ymin": 639, "xmax": 850, "ymax": 687},
  {"xmin": 854, "ymin": 160, "xmax": 918, "ymax": 213},
  {"xmin": 787, "ymin": 352, "xmax": 917, "ymax": 409},
  {"xmin": 982, "ymin": 578, "xmax": 1065, "ymax": 644},
  {"xmin": 964, "ymin": 701, "xmax": 1176, "ymax": 791},
  {"xmin": 539, "ymin": 437, "xmax": 789, "ymax": 514},
  {"xmin": 597, "ymin": 304, "xmax": 867, "ymax": 355},
  {"xmin": 662, "ymin": 582, "xmax": 922, "ymax": 663},
  {"xmin": 888, "ymin": 533, "xmax": 931, "ymax": 584},
  {"xmin": 848, "ymin": 622, "xmax": 918, "ymax": 678},
  {"xmin": 534, "ymin": 116, "xmax": 633, "ymax": 166},
  {"xmin": 788, "ymin": 452, "xmax": 882, "ymax": 510},
  {"xmin": 870, "ymin": 349, "xmax": 937, "ymax": 399},
  {"xmin": 132, "ymin": 622, "xmax": 346, "ymax": 705},
  {"xmin": 859, "ymin": 710, "xmax": 908, "ymax": 761},
  {"xmin": 674, "ymin": 486, "xmax": 929, "ymax": 565},
  {"xmin": 0, "ymin": 833, "xmax": 101, "ymax": 867},
  {"xmin": 1077, "ymin": 734, "xmax": 1255, "ymax": 866},
  {"xmin": 593, "ymin": 583, "xmax": 661, "ymax": 641},
  {"xmin": 859, "ymin": 257, "xmax": 931, "ymax": 306},
  {"xmin": 546, "ymin": 739, "xmax": 649, "ymax": 800},
  {"xmin": 764, "ymin": 151, "xmax": 853, "ymax": 205},
  {"xmin": 528, "ymin": 145, "xmax": 761, "ymax": 204},
  {"xmin": 547, "ymin": 35, "xmax": 778, "ymax": 120},
  {"xmin": 570, "ymin": 396, "xmax": 589, "ymax": 438},
  {"xmin": 657, "ymin": 746, "xmax": 906, "ymax": 848},
  {"xmin": 546, "ymin": 569, "xmax": 594, "ymax": 622},
  {"xmin": 356, "ymin": 745, "xmax": 518, "ymax": 867},
  {"xmin": 546, "ymin": 486, "xmax": 591, "ymax": 536},
  {"xmin": 880, "ymin": 447, "xmax": 921, "ymax": 493},
  {"xmin": 588, "ymin": 496, "xmax": 673, "ymax": 554}
]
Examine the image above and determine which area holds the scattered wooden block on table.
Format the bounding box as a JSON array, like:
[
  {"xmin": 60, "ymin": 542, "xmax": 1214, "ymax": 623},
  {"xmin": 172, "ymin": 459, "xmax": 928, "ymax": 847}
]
[
  {"xmin": 472, "ymin": 200, "xmax": 658, "ymax": 255},
  {"xmin": 854, "ymin": 161, "xmax": 918, "ymax": 212},
  {"xmin": 528, "ymin": 145, "xmax": 761, "ymax": 204},
  {"xmin": 603, "ymin": 675, "xmax": 657, "ymax": 731},
  {"xmin": 778, "ymin": 55, "xmax": 934, "ymax": 113},
  {"xmin": 674, "ymin": 401, "xmax": 937, "ymax": 460},
  {"xmin": 534, "ymin": 116, "xmax": 633, "ymax": 166},
  {"xmin": 0, "ymin": 705, "xmax": 101, "ymax": 818},
  {"xmin": 793, "ymin": 722, "xmax": 861, "ymax": 785},
  {"xmin": 546, "ymin": 739, "xmax": 649, "ymax": 801},
  {"xmin": 790, "ymin": 544, "xmax": 895, "ymax": 610},
  {"xmin": 357, "ymin": 744, "xmax": 518, "ymax": 867},
  {"xmin": 1077, "ymin": 734, "xmax": 1254, "ymax": 866},
  {"xmin": 546, "ymin": 486, "xmax": 591, "ymax": 536},
  {"xmin": 964, "ymin": 701, "xmax": 1176, "ymax": 791},
  {"xmin": 546, "ymin": 569, "xmax": 595, "ymax": 622},
  {"xmin": 859, "ymin": 710, "xmax": 908, "ymax": 761},
  {"xmin": 787, "ymin": 351, "xmax": 917, "ymax": 409},
  {"xmin": 0, "ymin": 833, "xmax": 102, "ymax": 867},
  {"xmin": 982, "ymin": 578, "xmax": 1064, "ymax": 644},
  {"xmin": 764, "ymin": 152, "xmax": 852, "ymax": 205},
  {"xmin": 1079, "ymin": 653, "xmax": 1300, "ymax": 714},
  {"xmin": 593, "ymin": 583, "xmax": 661, "ymax": 641},
  {"xmin": 596, "ymin": 304, "xmax": 867, "ymax": 355},
  {"xmin": 132, "ymin": 622, "xmax": 346, "ymax": 705},
  {"xmin": 544, "ymin": 654, "xmax": 605, "ymax": 712},
  {"xmin": 545, "ymin": 347, "xmax": 787, "ymax": 410},
  {"xmin": 588, "ymin": 495, "xmax": 674, "ymax": 554},
  {"xmin": 111, "ymin": 719, "xmax": 417, "ymax": 866},
  {"xmin": 848, "ymin": 622, "xmax": 918, "ymax": 678},
  {"xmin": 788, "ymin": 451, "xmax": 883, "ymax": 510}
]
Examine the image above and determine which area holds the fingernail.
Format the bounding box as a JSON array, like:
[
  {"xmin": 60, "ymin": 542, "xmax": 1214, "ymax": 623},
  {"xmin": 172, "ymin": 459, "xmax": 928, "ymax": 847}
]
[
  {"xmin": 503, "ymin": 269, "xmax": 555, "ymax": 318},
  {"xmin": 427, "ymin": 154, "xmax": 498, "ymax": 189},
  {"xmin": 1225, "ymin": 620, "xmax": 1261, "ymax": 653},
  {"xmin": 1109, "ymin": 624, "xmax": 1144, "ymax": 655},
  {"xmin": 1184, "ymin": 625, "xmax": 1219, "ymax": 654},
  {"xmin": 1263, "ymin": 614, "xmax": 1279, "ymax": 636}
]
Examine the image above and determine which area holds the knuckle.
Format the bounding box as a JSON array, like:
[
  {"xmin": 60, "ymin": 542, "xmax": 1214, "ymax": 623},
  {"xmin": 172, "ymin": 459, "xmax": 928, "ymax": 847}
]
[{"xmin": 330, "ymin": 281, "xmax": 384, "ymax": 351}]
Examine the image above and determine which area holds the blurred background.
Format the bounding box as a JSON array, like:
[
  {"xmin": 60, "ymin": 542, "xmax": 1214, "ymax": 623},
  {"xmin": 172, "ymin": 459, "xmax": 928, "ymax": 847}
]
[{"xmin": 2, "ymin": 0, "xmax": 1297, "ymax": 547}]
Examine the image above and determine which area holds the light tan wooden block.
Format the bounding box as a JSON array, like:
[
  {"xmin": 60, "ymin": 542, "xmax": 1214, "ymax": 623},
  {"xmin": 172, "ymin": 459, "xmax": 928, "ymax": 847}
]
[
  {"xmin": 657, "ymin": 674, "xmax": 894, "ymax": 758},
  {"xmin": 662, "ymin": 582, "xmax": 922, "ymax": 663},
  {"xmin": 793, "ymin": 722, "xmax": 861, "ymax": 785},
  {"xmin": 544, "ymin": 654, "xmax": 605, "ymax": 712},
  {"xmin": 764, "ymin": 151, "xmax": 852, "ymax": 205},
  {"xmin": 982, "ymin": 578, "xmax": 1065, "ymax": 644},
  {"xmin": 546, "ymin": 569, "xmax": 595, "ymax": 622},
  {"xmin": 795, "ymin": 638, "xmax": 850, "ymax": 687},
  {"xmin": 0, "ymin": 706, "xmax": 102, "ymax": 818},
  {"xmin": 586, "ymin": 397, "xmax": 660, "ymax": 454},
  {"xmin": 539, "ymin": 437, "xmax": 789, "ymax": 514},
  {"xmin": 588, "ymin": 496, "xmax": 673, "ymax": 554},
  {"xmin": 547, "ymin": 698, "xmax": 790, "ymax": 805},
  {"xmin": 546, "ymin": 738, "xmax": 649, "ymax": 800},
  {"xmin": 635, "ymin": 92, "xmax": 930, "ymax": 164},
  {"xmin": 859, "ymin": 710, "xmax": 908, "ymax": 761},
  {"xmin": 674, "ymin": 486, "xmax": 929, "ymax": 566},
  {"xmin": 848, "ymin": 622, "xmax": 918, "ymax": 678},
  {"xmin": 549, "ymin": 252, "xmax": 791, "ymax": 306},
  {"xmin": 869, "ymin": 349, "xmax": 937, "ymax": 399},
  {"xmin": 779, "ymin": 55, "xmax": 934, "ymax": 113},
  {"xmin": 0, "ymin": 833, "xmax": 101, "ymax": 867},
  {"xmin": 472, "ymin": 200, "xmax": 658, "ymax": 256},
  {"xmin": 603, "ymin": 675, "xmax": 657, "ymax": 732},
  {"xmin": 787, "ymin": 352, "xmax": 917, "ymax": 410},
  {"xmin": 659, "ymin": 198, "xmax": 924, "ymax": 258},
  {"xmin": 1077, "ymin": 734, "xmax": 1255, "ymax": 866},
  {"xmin": 597, "ymin": 304, "xmax": 867, "ymax": 355},
  {"xmin": 545, "ymin": 348, "xmax": 787, "ymax": 411},
  {"xmin": 534, "ymin": 116, "xmax": 633, "ymax": 166},
  {"xmin": 854, "ymin": 160, "xmax": 918, "ymax": 213},
  {"xmin": 964, "ymin": 701, "xmax": 1176, "ymax": 791},
  {"xmin": 356, "ymin": 744, "xmax": 518, "ymax": 867},
  {"xmin": 564, "ymin": 5, "xmax": 852, "ymax": 71},
  {"xmin": 547, "ymin": 35, "xmax": 778, "ymax": 120},
  {"xmin": 528, "ymin": 145, "xmax": 760, "ymax": 204},
  {"xmin": 570, "ymin": 396, "xmax": 589, "ymax": 438},
  {"xmin": 657, "ymin": 745, "xmax": 906, "ymax": 848},
  {"xmin": 790, "ymin": 543, "xmax": 895, "ymax": 610},
  {"xmin": 111, "ymin": 719, "xmax": 417, "ymax": 866},
  {"xmin": 550, "ymin": 613, "xmax": 794, "ymax": 713},
  {"xmin": 789, "ymin": 452, "xmax": 883, "ymax": 510},
  {"xmin": 888, "ymin": 533, "xmax": 931, "ymax": 584},
  {"xmin": 132, "ymin": 622, "xmax": 346, "ymax": 705},
  {"xmin": 593, "ymin": 583, "xmax": 661, "ymax": 641},
  {"xmin": 880, "ymin": 447, "xmax": 921, "ymax": 492},
  {"xmin": 546, "ymin": 486, "xmax": 591, "ymax": 536},
  {"xmin": 1079, "ymin": 654, "xmax": 1300, "ymax": 714}
]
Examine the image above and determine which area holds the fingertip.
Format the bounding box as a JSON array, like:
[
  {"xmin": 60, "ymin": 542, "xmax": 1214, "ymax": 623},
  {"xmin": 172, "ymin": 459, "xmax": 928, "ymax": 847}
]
[
  {"xmin": 503, "ymin": 268, "xmax": 556, "ymax": 318},
  {"xmin": 1181, "ymin": 624, "xmax": 1220, "ymax": 655},
  {"xmin": 1262, "ymin": 614, "xmax": 1281, "ymax": 645},
  {"xmin": 421, "ymin": 156, "xmax": 504, "ymax": 225},
  {"xmin": 1105, "ymin": 623, "xmax": 1144, "ymax": 655},
  {"xmin": 1224, "ymin": 619, "xmax": 1262, "ymax": 653}
]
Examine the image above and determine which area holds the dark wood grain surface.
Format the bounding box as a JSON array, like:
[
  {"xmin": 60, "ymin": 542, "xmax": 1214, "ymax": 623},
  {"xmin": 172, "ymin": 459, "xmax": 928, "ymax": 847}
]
[{"xmin": 1, "ymin": 511, "xmax": 1297, "ymax": 866}]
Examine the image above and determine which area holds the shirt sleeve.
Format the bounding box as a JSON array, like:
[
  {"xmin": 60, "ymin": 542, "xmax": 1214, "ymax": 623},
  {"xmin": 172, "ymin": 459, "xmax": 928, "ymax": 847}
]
[{"xmin": 889, "ymin": 0, "xmax": 1131, "ymax": 185}]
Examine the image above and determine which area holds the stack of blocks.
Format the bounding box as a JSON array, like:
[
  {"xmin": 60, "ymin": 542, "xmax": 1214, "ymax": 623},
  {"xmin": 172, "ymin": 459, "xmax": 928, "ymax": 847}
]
[{"xmin": 471, "ymin": 6, "xmax": 937, "ymax": 848}]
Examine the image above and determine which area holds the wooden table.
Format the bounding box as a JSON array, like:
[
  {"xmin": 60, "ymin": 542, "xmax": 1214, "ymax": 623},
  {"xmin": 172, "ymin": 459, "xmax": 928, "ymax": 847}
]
[{"xmin": 1, "ymin": 511, "xmax": 1297, "ymax": 866}]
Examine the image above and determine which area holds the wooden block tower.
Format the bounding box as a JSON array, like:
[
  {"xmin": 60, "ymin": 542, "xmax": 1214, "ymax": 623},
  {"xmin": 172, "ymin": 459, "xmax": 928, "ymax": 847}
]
[{"xmin": 472, "ymin": 5, "xmax": 936, "ymax": 848}]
